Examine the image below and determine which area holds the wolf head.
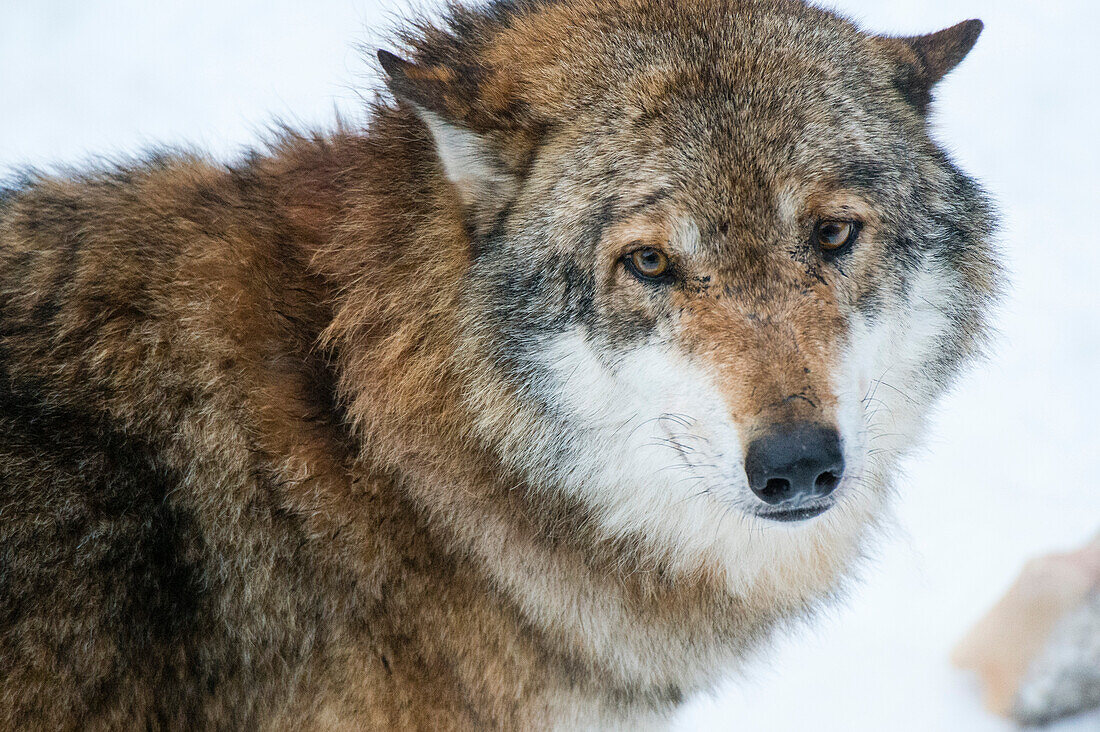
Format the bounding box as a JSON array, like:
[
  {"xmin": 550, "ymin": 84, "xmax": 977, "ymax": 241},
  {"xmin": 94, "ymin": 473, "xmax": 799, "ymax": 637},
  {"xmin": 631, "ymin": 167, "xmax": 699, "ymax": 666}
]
[{"xmin": 377, "ymin": 0, "xmax": 1000, "ymax": 591}]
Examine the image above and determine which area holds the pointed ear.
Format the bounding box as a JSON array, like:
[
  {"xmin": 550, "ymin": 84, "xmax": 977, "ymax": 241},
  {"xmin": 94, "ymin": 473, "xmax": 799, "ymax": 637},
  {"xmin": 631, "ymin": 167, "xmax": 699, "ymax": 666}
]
[
  {"xmin": 377, "ymin": 50, "xmax": 519, "ymax": 230},
  {"xmin": 879, "ymin": 19, "xmax": 983, "ymax": 113}
]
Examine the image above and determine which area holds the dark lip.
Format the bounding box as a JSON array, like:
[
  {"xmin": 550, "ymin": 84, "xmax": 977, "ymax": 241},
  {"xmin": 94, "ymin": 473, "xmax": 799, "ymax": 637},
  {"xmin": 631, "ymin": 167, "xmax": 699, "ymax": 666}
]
[{"xmin": 755, "ymin": 503, "xmax": 833, "ymax": 522}]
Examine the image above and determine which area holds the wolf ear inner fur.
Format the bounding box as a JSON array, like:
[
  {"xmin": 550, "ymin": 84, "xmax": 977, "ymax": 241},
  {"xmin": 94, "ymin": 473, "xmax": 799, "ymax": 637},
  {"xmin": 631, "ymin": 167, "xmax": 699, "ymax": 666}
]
[
  {"xmin": 377, "ymin": 49, "xmax": 518, "ymax": 227},
  {"xmin": 879, "ymin": 19, "xmax": 983, "ymax": 113}
]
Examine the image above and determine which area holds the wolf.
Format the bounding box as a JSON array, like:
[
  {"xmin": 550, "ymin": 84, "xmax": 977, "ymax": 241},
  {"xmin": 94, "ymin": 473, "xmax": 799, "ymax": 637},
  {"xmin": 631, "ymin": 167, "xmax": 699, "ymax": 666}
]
[{"xmin": 0, "ymin": 0, "xmax": 999, "ymax": 728}]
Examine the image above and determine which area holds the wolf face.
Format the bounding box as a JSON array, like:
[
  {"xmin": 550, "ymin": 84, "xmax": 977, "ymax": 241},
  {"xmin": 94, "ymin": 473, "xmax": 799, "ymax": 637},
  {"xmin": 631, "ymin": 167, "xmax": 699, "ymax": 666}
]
[{"xmin": 380, "ymin": 0, "xmax": 999, "ymax": 593}]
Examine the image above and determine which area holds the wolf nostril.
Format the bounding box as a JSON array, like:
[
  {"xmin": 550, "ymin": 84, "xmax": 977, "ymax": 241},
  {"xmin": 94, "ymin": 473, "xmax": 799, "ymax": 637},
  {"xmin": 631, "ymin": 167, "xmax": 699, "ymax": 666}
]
[
  {"xmin": 814, "ymin": 470, "xmax": 840, "ymax": 495},
  {"xmin": 744, "ymin": 423, "xmax": 844, "ymax": 506},
  {"xmin": 761, "ymin": 477, "xmax": 791, "ymax": 501}
]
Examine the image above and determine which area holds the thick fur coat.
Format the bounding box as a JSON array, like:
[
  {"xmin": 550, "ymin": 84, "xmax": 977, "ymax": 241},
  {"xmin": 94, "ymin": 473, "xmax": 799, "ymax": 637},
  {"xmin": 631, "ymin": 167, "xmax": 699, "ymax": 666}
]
[{"xmin": 0, "ymin": 0, "xmax": 1000, "ymax": 728}]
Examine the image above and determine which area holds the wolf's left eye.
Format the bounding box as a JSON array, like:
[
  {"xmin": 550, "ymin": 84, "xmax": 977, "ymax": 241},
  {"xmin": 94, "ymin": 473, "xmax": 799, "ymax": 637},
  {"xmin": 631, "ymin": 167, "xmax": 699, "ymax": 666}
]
[
  {"xmin": 625, "ymin": 247, "xmax": 671, "ymax": 281},
  {"xmin": 814, "ymin": 219, "xmax": 859, "ymax": 253}
]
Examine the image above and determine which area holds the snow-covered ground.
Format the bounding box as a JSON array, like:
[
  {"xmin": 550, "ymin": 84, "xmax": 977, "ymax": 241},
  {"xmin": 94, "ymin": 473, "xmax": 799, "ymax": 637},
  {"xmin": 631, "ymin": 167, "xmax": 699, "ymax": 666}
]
[{"xmin": 2, "ymin": 1, "xmax": 1097, "ymax": 729}]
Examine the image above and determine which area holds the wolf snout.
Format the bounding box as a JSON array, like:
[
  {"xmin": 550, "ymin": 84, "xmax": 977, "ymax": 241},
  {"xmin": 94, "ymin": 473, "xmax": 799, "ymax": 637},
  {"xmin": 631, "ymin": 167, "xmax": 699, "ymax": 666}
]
[{"xmin": 744, "ymin": 423, "xmax": 844, "ymax": 515}]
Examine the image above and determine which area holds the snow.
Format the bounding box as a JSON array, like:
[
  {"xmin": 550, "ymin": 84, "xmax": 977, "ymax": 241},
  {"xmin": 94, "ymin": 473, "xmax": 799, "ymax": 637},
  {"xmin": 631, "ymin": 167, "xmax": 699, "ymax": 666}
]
[{"xmin": 1, "ymin": 1, "xmax": 1097, "ymax": 729}]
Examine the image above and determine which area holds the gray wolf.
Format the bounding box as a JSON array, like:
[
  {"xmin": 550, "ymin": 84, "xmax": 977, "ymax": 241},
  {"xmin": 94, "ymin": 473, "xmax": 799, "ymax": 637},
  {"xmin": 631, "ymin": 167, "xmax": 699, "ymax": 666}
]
[{"xmin": 0, "ymin": 0, "xmax": 999, "ymax": 727}]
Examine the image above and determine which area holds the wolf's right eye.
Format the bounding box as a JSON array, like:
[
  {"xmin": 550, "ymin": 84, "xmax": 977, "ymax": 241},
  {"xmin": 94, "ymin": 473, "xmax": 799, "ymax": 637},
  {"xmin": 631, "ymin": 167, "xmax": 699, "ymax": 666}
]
[
  {"xmin": 625, "ymin": 247, "xmax": 671, "ymax": 282},
  {"xmin": 814, "ymin": 219, "xmax": 860, "ymax": 253}
]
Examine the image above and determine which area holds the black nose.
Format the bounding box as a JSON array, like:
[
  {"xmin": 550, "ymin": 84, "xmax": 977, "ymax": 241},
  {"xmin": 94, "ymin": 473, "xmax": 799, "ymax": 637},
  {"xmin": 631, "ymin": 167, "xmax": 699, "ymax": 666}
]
[{"xmin": 744, "ymin": 423, "xmax": 845, "ymax": 506}]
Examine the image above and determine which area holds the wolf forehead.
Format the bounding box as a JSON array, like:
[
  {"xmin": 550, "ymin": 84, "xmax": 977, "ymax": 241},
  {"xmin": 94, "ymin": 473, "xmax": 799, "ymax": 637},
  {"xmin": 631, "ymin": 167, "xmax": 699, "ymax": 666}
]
[
  {"xmin": 380, "ymin": 0, "xmax": 982, "ymax": 238},
  {"xmin": 381, "ymin": 0, "xmax": 976, "ymax": 130}
]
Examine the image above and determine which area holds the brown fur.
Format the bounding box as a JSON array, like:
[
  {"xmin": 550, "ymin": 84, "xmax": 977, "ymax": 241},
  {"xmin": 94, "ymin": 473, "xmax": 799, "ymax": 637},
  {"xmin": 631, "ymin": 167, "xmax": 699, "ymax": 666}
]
[{"xmin": 0, "ymin": 1, "xmax": 997, "ymax": 728}]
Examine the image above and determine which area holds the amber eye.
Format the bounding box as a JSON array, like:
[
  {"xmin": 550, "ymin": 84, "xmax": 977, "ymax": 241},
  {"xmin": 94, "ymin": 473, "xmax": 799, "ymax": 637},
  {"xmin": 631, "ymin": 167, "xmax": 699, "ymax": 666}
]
[
  {"xmin": 626, "ymin": 247, "xmax": 671, "ymax": 280},
  {"xmin": 814, "ymin": 220, "xmax": 858, "ymax": 252}
]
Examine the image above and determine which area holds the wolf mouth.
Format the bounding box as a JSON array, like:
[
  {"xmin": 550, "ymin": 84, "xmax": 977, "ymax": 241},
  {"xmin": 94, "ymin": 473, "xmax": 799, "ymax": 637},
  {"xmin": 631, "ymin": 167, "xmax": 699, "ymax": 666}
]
[{"xmin": 754, "ymin": 503, "xmax": 834, "ymax": 522}]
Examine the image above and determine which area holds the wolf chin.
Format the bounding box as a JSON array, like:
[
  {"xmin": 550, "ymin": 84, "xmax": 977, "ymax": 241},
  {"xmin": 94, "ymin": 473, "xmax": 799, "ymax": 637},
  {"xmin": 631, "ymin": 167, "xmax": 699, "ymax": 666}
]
[{"xmin": 0, "ymin": 0, "xmax": 1000, "ymax": 728}]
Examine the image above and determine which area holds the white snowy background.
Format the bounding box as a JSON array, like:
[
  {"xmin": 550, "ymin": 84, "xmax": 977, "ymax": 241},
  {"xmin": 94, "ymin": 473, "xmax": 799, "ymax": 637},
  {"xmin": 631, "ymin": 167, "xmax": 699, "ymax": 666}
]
[{"xmin": 1, "ymin": 1, "xmax": 1097, "ymax": 730}]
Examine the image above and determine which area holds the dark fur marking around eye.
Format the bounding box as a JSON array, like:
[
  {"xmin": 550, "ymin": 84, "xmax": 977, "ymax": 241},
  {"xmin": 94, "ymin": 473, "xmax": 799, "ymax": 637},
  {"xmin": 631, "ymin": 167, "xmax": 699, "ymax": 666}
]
[
  {"xmin": 493, "ymin": 252, "xmax": 597, "ymax": 336},
  {"xmin": 804, "ymin": 258, "xmax": 831, "ymax": 286},
  {"xmin": 581, "ymin": 196, "xmax": 620, "ymax": 246},
  {"xmin": 856, "ymin": 289, "xmax": 881, "ymax": 321},
  {"xmin": 837, "ymin": 160, "xmax": 886, "ymax": 192},
  {"xmin": 885, "ymin": 233, "xmax": 925, "ymax": 272},
  {"xmin": 619, "ymin": 189, "xmax": 672, "ymax": 220}
]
